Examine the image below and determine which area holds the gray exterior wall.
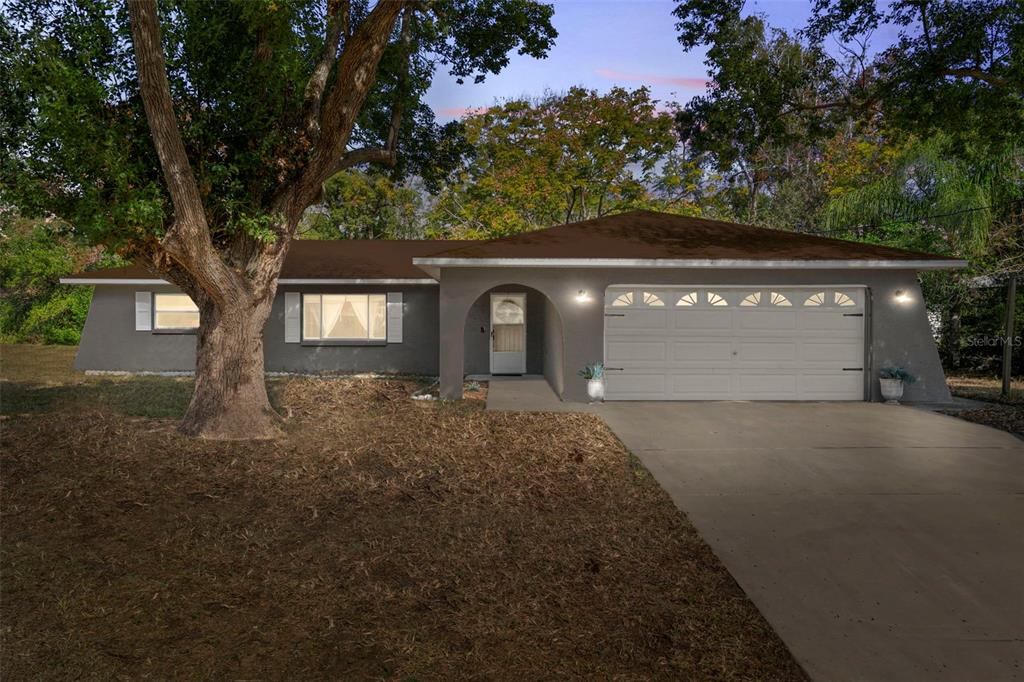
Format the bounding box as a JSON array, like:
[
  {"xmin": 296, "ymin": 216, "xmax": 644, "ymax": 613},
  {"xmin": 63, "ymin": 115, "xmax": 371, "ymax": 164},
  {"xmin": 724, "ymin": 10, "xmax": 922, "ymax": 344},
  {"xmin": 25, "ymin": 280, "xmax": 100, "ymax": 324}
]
[
  {"xmin": 266, "ymin": 284, "xmax": 439, "ymax": 375},
  {"xmin": 77, "ymin": 285, "xmax": 198, "ymax": 372},
  {"xmin": 75, "ymin": 284, "xmax": 439, "ymax": 375},
  {"xmin": 543, "ymin": 296, "xmax": 565, "ymax": 397},
  {"xmin": 437, "ymin": 266, "xmax": 952, "ymax": 403}
]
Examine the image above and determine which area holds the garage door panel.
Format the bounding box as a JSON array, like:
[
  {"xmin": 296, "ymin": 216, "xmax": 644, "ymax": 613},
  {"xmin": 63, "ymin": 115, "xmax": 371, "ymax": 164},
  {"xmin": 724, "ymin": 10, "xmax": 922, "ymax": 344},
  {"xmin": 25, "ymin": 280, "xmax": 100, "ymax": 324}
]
[
  {"xmin": 670, "ymin": 373, "xmax": 734, "ymax": 398},
  {"xmin": 736, "ymin": 372, "xmax": 798, "ymax": 397},
  {"xmin": 801, "ymin": 372, "xmax": 864, "ymax": 399},
  {"xmin": 605, "ymin": 372, "xmax": 666, "ymax": 399},
  {"xmin": 606, "ymin": 340, "xmax": 666, "ymax": 362},
  {"xmin": 671, "ymin": 310, "xmax": 732, "ymax": 330},
  {"xmin": 671, "ymin": 341, "xmax": 734, "ymax": 361},
  {"xmin": 606, "ymin": 310, "xmax": 666, "ymax": 330},
  {"xmin": 738, "ymin": 341, "xmax": 797, "ymax": 361},
  {"xmin": 802, "ymin": 312, "xmax": 863, "ymax": 331},
  {"xmin": 737, "ymin": 310, "xmax": 797, "ymax": 329},
  {"xmin": 604, "ymin": 286, "xmax": 865, "ymax": 401},
  {"xmin": 802, "ymin": 340, "xmax": 864, "ymax": 363}
]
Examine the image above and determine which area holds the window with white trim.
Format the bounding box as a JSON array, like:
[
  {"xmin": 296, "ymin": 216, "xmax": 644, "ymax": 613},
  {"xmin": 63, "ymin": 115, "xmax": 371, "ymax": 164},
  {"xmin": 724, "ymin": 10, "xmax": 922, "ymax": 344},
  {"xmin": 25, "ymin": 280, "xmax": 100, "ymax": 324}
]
[
  {"xmin": 154, "ymin": 293, "xmax": 199, "ymax": 330},
  {"xmin": 302, "ymin": 294, "xmax": 386, "ymax": 341},
  {"xmin": 770, "ymin": 291, "xmax": 792, "ymax": 306}
]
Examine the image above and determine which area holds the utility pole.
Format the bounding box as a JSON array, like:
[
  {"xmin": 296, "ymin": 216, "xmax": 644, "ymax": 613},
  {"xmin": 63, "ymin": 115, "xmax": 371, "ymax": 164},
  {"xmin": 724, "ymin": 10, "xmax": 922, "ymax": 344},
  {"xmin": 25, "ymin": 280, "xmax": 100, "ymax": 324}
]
[{"xmin": 1003, "ymin": 275, "xmax": 1017, "ymax": 397}]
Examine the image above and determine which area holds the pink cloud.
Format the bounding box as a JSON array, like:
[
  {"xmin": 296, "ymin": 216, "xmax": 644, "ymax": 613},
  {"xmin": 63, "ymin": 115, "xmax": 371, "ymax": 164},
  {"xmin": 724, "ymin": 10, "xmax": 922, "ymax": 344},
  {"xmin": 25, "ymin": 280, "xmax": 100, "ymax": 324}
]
[
  {"xmin": 596, "ymin": 68, "xmax": 711, "ymax": 89},
  {"xmin": 435, "ymin": 106, "xmax": 489, "ymax": 118}
]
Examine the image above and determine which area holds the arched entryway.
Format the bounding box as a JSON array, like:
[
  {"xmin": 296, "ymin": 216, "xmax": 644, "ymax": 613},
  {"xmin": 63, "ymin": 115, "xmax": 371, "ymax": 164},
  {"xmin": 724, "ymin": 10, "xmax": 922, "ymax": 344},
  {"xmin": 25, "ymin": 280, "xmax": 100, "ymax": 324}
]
[{"xmin": 461, "ymin": 284, "xmax": 565, "ymax": 397}]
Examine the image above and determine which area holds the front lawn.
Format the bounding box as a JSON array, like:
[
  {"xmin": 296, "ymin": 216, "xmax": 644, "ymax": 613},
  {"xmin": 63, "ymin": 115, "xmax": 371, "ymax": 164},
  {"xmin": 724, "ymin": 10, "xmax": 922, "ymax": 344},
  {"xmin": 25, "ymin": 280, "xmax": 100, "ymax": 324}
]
[
  {"xmin": 946, "ymin": 375, "xmax": 1024, "ymax": 438},
  {"xmin": 1, "ymin": 344, "xmax": 804, "ymax": 680}
]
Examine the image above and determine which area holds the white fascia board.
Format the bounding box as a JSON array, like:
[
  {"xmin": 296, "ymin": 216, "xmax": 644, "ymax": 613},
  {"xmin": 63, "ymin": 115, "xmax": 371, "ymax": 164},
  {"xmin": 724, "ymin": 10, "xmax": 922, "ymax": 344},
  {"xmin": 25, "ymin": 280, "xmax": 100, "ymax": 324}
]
[
  {"xmin": 61, "ymin": 277, "xmax": 439, "ymax": 285},
  {"xmin": 60, "ymin": 278, "xmax": 168, "ymax": 285},
  {"xmin": 411, "ymin": 257, "xmax": 967, "ymax": 270},
  {"xmin": 278, "ymin": 278, "xmax": 438, "ymax": 285}
]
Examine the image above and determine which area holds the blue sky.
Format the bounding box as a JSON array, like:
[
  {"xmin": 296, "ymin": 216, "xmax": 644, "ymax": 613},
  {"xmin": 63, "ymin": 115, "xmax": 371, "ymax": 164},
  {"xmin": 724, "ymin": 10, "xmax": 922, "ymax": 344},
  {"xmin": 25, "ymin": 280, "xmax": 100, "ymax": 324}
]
[{"xmin": 425, "ymin": 0, "xmax": 899, "ymax": 120}]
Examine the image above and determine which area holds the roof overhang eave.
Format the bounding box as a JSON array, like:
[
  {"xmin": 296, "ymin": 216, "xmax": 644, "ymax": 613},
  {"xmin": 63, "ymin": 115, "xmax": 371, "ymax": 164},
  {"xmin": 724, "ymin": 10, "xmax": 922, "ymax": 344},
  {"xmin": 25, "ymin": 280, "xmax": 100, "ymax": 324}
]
[
  {"xmin": 60, "ymin": 277, "xmax": 441, "ymax": 285},
  {"xmin": 410, "ymin": 257, "xmax": 967, "ymax": 270}
]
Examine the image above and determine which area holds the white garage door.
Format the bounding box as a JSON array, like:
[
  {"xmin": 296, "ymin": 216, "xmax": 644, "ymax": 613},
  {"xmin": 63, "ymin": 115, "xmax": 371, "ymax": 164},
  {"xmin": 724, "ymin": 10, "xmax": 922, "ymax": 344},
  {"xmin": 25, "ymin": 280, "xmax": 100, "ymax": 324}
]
[{"xmin": 603, "ymin": 286, "xmax": 866, "ymax": 400}]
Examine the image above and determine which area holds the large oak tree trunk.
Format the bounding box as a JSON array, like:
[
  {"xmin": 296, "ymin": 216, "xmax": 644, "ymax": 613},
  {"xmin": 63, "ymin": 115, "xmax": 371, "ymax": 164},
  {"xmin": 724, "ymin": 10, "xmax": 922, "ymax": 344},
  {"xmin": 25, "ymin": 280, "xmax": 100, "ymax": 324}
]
[
  {"xmin": 128, "ymin": 0, "xmax": 405, "ymax": 439},
  {"xmin": 179, "ymin": 290, "xmax": 281, "ymax": 439}
]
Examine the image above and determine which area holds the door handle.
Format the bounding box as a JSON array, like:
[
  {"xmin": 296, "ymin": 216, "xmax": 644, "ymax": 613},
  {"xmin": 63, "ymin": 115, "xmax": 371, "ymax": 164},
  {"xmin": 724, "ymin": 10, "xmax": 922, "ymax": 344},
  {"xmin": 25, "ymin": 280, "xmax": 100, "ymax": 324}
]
[
  {"xmin": 842, "ymin": 367, "xmax": 863, "ymax": 371},
  {"xmin": 604, "ymin": 367, "xmax": 624, "ymax": 371}
]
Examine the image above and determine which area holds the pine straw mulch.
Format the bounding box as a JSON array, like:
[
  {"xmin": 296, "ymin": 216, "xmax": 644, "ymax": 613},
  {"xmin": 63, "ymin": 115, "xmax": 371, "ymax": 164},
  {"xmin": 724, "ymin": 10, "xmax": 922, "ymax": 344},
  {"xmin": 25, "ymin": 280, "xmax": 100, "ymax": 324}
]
[{"xmin": 2, "ymin": 377, "xmax": 806, "ymax": 681}]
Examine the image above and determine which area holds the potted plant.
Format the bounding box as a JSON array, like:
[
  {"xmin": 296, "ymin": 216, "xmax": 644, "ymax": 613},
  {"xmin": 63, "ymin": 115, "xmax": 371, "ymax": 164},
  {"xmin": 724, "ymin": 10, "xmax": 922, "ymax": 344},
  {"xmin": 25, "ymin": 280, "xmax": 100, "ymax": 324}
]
[
  {"xmin": 879, "ymin": 366, "xmax": 917, "ymax": 404},
  {"xmin": 578, "ymin": 363, "xmax": 605, "ymax": 403}
]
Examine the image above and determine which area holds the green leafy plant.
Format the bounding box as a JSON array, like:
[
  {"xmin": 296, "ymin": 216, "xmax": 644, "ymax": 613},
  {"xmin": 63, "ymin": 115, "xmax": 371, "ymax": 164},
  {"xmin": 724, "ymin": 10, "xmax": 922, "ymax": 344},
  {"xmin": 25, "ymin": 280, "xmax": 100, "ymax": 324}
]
[
  {"xmin": 879, "ymin": 367, "xmax": 917, "ymax": 384},
  {"xmin": 578, "ymin": 363, "xmax": 604, "ymax": 381}
]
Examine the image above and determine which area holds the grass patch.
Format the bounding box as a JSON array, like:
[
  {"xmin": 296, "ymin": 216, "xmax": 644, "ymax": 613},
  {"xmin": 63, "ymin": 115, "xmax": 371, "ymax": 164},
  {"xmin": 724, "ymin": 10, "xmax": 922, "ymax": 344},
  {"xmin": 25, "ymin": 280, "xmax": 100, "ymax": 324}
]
[
  {"xmin": 947, "ymin": 374, "xmax": 1024, "ymax": 406},
  {"xmin": 2, "ymin": 344, "xmax": 805, "ymax": 680},
  {"xmin": 944, "ymin": 375, "xmax": 1024, "ymax": 438}
]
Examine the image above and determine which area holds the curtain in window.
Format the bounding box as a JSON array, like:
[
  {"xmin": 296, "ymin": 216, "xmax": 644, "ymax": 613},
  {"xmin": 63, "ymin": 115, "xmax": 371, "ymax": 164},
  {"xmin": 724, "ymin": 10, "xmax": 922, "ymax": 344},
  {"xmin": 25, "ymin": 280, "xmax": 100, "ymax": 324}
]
[{"xmin": 493, "ymin": 325, "xmax": 524, "ymax": 352}]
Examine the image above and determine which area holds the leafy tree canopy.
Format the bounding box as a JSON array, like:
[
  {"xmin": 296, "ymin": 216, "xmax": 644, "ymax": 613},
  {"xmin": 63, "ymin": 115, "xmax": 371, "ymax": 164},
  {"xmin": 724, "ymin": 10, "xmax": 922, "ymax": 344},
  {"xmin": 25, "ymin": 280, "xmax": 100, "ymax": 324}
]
[
  {"xmin": 0, "ymin": 0, "xmax": 556, "ymax": 250},
  {"xmin": 804, "ymin": 0, "xmax": 1024, "ymax": 145},
  {"xmin": 300, "ymin": 169, "xmax": 424, "ymax": 239},
  {"xmin": 428, "ymin": 86, "xmax": 697, "ymax": 237}
]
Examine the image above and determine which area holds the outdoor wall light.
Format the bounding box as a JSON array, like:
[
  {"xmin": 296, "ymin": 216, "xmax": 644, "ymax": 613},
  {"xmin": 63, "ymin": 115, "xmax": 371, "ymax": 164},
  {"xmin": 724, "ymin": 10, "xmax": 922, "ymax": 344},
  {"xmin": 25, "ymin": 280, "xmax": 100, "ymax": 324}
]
[
  {"xmin": 575, "ymin": 289, "xmax": 592, "ymax": 303},
  {"xmin": 894, "ymin": 289, "xmax": 913, "ymax": 304}
]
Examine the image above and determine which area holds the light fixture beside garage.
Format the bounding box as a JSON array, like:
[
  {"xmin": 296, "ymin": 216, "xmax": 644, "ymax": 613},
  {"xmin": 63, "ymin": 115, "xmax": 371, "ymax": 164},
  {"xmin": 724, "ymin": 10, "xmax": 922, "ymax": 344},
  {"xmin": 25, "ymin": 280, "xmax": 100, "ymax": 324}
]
[
  {"xmin": 894, "ymin": 289, "xmax": 913, "ymax": 304},
  {"xmin": 575, "ymin": 289, "xmax": 592, "ymax": 303}
]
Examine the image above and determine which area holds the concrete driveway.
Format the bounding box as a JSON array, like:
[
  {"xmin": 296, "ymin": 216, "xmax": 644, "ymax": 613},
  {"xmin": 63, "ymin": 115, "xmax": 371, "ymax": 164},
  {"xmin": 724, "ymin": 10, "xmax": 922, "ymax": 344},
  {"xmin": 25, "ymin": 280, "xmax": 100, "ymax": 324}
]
[{"xmin": 598, "ymin": 402, "xmax": 1024, "ymax": 682}]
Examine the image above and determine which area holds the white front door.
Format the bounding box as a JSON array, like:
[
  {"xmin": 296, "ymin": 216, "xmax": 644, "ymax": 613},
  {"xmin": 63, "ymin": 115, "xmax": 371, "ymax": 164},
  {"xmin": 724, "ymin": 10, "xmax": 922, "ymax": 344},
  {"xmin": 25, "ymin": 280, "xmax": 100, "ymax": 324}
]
[
  {"xmin": 603, "ymin": 286, "xmax": 866, "ymax": 400},
  {"xmin": 490, "ymin": 292, "xmax": 527, "ymax": 374}
]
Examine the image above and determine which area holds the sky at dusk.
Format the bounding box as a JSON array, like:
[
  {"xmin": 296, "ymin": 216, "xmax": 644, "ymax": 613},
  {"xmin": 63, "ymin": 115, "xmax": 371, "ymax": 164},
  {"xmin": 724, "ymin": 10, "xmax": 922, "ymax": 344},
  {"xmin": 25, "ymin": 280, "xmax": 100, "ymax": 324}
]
[{"xmin": 425, "ymin": 0, "xmax": 900, "ymax": 121}]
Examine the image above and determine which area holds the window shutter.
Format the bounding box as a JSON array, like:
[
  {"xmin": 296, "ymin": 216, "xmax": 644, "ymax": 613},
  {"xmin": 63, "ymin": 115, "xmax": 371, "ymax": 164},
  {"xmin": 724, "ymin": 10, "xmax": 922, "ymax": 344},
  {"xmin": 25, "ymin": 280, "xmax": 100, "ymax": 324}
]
[
  {"xmin": 387, "ymin": 292, "xmax": 403, "ymax": 343},
  {"xmin": 135, "ymin": 291, "xmax": 152, "ymax": 331},
  {"xmin": 284, "ymin": 292, "xmax": 301, "ymax": 343}
]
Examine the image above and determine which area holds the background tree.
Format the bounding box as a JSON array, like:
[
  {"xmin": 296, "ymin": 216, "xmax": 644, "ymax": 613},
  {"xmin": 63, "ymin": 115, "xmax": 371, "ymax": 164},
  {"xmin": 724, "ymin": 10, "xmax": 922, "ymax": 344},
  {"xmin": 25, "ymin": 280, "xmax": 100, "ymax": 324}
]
[
  {"xmin": 2, "ymin": 0, "xmax": 556, "ymax": 439},
  {"xmin": 805, "ymin": 0, "xmax": 1023, "ymax": 146},
  {"xmin": 300, "ymin": 169, "xmax": 425, "ymax": 240},
  {"xmin": 428, "ymin": 87, "xmax": 694, "ymax": 237},
  {"xmin": 672, "ymin": 3, "xmax": 865, "ymax": 227},
  {"xmin": 0, "ymin": 208, "xmax": 125, "ymax": 344},
  {"xmin": 824, "ymin": 137, "xmax": 1024, "ymax": 368}
]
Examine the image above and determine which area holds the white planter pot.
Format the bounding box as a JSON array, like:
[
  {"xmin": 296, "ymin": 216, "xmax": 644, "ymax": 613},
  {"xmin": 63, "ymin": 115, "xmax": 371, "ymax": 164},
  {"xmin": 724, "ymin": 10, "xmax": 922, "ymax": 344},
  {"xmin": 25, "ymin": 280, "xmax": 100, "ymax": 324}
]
[
  {"xmin": 587, "ymin": 378, "xmax": 605, "ymax": 403},
  {"xmin": 880, "ymin": 378, "xmax": 904, "ymax": 404}
]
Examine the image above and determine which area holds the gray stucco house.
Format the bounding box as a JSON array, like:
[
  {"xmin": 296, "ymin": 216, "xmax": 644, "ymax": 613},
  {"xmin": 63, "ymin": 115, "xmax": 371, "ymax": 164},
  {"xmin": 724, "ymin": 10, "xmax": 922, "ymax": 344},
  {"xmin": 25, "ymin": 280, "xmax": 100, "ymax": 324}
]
[{"xmin": 63, "ymin": 210, "xmax": 964, "ymax": 403}]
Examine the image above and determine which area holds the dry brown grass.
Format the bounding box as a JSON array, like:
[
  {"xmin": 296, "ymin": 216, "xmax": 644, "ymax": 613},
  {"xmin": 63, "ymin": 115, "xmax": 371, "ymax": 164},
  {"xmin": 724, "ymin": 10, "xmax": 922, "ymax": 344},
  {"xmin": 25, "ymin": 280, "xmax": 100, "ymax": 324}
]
[
  {"xmin": 945, "ymin": 375, "xmax": 1024, "ymax": 437},
  {"xmin": 2, "ymin": 345, "xmax": 805, "ymax": 680},
  {"xmin": 947, "ymin": 374, "xmax": 1024, "ymax": 405}
]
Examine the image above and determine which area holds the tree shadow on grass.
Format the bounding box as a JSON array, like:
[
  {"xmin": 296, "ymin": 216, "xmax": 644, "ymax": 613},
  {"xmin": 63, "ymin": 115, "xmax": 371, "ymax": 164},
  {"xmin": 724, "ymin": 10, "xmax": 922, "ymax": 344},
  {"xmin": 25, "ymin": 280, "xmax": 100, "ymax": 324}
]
[
  {"xmin": 2, "ymin": 377, "xmax": 197, "ymax": 418},
  {"xmin": 2, "ymin": 374, "xmax": 284, "ymax": 421}
]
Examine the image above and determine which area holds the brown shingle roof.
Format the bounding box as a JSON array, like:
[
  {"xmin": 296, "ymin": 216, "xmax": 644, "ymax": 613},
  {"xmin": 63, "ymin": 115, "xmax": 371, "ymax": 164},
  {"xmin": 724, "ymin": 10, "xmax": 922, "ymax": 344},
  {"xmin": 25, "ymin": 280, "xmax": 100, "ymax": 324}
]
[
  {"xmin": 63, "ymin": 239, "xmax": 480, "ymax": 281},
  {"xmin": 63, "ymin": 211, "xmax": 961, "ymax": 283},
  {"xmin": 419, "ymin": 210, "xmax": 960, "ymax": 262}
]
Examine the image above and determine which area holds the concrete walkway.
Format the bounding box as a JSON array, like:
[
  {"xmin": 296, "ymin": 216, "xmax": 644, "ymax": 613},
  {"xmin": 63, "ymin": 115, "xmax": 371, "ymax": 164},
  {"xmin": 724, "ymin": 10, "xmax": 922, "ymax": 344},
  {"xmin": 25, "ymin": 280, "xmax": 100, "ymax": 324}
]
[{"xmin": 487, "ymin": 388, "xmax": 1024, "ymax": 681}]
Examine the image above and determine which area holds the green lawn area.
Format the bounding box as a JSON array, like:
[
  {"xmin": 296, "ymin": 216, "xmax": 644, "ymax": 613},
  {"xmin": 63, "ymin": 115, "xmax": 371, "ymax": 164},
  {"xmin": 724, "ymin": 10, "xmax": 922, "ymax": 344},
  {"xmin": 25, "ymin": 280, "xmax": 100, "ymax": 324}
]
[{"xmin": 1, "ymin": 344, "xmax": 805, "ymax": 680}]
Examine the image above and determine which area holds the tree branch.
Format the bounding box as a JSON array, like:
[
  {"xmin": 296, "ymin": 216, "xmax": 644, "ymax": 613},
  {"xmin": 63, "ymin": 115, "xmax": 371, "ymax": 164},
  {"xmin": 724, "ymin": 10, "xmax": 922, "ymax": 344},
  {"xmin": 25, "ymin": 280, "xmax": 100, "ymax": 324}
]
[
  {"xmin": 331, "ymin": 147, "xmax": 398, "ymax": 174},
  {"xmin": 941, "ymin": 67, "xmax": 1007, "ymax": 87},
  {"xmin": 289, "ymin": 0, "xmax": 407, "ymax": 214},
  {"xmin": 127, "ymin": 0, "xmax": 241, "ymax": 301},
  {"xmin": 302, "ymin": 0, "xmax": 348, "ymax": 139}
]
